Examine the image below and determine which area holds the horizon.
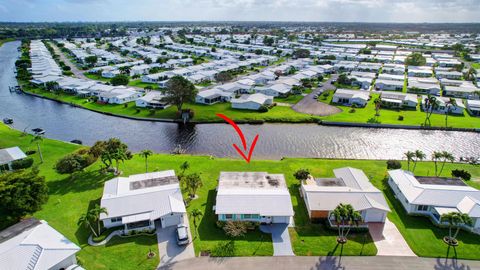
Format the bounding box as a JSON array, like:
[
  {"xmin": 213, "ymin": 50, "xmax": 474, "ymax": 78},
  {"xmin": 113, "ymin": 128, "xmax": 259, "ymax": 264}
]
[{"xmin": 1, "ymin": 0, "xmax": 479, "ymax": 23}]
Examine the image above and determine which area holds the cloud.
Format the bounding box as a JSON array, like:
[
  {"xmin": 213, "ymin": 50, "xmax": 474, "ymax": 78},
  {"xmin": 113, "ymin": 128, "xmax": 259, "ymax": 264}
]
[{"xmin": 1, "ymin": 0, "xmax": 479, "ymax": 22}]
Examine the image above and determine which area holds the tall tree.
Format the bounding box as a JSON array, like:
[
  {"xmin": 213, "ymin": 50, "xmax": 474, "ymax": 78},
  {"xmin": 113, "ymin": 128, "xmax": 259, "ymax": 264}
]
[
  {"xmin": 423, "ymin": 96, "xmax": 439, "ymax": 127},
  {"xmin": 405, "ymin": 52, "xmax": 426, "ymax": 66},
  {"xmin": 89, "ymin": 204, "xmax": 108, "ymax": 236},
  {"xmin": 431, "ymin": 151, "xmax": 443, "ymax": 176},
  {"xmin": 190, "ymin": 208, "xmax": 203, "ymax": 236},
  {"xmin": 439, "ymin": 151, "xmax": 455, "ymax": 176},
  {"xmin": 78, "ymin": 212, "xmax": 98, "ymax": 237},
  {"xmin": 330, "ymin": 203, "xmax": 362, "ymax": 244},
  {"xmin": 139, "ymin": 149, "xmax": 153, "ymax": 173},
  {"xmin": 404, "ymin": 151, "xmax": 415, "ymax": 171},
  {"xmin": 31, "ymin": 135, "xmax": 44, "ymax": 163},
  {"xmin": 161, "ymin": 76, "xmax": 197, "ymax": 112},
  {"xmin": 412, "ymin": 150, "xmax": 426, "ymax": 173},
  {"xmin": 293, "ymin": 169, "xmax": 310, "ymax": 185},
  {"xmin": 444, "ymin": 98, "xmax": 457, "ymax": 128}
]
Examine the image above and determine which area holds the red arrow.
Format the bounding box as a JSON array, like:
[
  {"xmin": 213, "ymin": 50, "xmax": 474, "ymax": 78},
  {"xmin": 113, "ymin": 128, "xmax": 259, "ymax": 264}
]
[{"xmin": 216, "ymin": 113, "xmax": 259, "ymax": 163}]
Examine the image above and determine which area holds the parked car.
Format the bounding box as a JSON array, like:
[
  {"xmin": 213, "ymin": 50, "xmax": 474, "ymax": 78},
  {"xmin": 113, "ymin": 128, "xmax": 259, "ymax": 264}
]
[{"xmin": 176, "ymin": 224, "xmax": 189, "ymax": 245}]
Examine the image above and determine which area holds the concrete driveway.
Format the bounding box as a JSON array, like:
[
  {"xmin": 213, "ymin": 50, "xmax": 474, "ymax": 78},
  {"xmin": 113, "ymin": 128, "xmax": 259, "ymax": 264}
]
[
  {"xmin": 260, "ymin": 224, "xmax": 294, "ymax": 256},
  {"xmin": 369, "ymin": 219, "xmax": 416, "ymax": 257},
  {"xmin": 156, "ymin": 217, "xmax": 195, "ymax": 268}
]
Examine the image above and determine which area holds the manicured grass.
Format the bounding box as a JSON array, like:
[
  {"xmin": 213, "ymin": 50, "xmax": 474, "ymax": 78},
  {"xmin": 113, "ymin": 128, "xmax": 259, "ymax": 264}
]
[
  {"xmin": 22, "ymin": 87, "xmax": 319, "ymax": 123},
  {"xmin": 472, "ymin": 63, "xmax": 480, "ymax": 69},
  {"xmin": 2, "ymin": 123, "xmax": 480, "ymax": 261},
  {"xmin": 0, "ymin": 124, "xmax": 159, "ymax": 269},
  {"xmin": 321, "ymin": 93, "xmax": 480, "ymax": 129},
  {"xmin": 84, "ymin": 73, "xmax": 110, "ymax": 82},
  {"xmin": 0, "ymin": 38, "xmax": 15, "ymax": 47},
  {"xmin": 275, "ymin": 94, "xmax": 305, "ymax": 104},
  {"xmin": 128, "ymin": 79, "xmax": 159, "ymax": 89}
]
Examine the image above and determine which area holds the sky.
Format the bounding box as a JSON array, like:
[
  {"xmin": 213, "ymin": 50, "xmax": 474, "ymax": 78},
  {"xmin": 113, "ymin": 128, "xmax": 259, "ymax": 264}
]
[{"xmin": 0, "ymin": 0, "xmax": 479, "ymax": 23}]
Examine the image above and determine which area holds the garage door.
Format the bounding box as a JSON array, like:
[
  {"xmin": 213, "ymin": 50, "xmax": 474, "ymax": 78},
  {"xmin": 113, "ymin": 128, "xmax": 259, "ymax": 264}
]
[{"xmin": 365, "ymin": 210, "xmax": 386, "ymax": 222}]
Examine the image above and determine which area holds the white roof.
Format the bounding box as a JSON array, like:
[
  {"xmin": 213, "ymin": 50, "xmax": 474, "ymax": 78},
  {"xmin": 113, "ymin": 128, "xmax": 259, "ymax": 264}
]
[
  {"xmin": 231, "ymin": 93, "xmax": 272, "ymax": 105},
  {"xmin": 0, "ymin": 147, "xmax": 27, "ymax": 165},
  {"xmin": 334, "ymin": 89, "xmax": 369, "ymax": 101},
  {"xmin": 302, "ymin": 167, "xmax": 390, "ymax": 212},
  {"xmin": 0, "ymin": 219, "xmax": 80, "ymax": 270},
  {"xmin": 388, "ymin": 169, "xmax": 480, "ymax": 210},
  {"xmin": 100, "ymin": 170, "xmax": 186, "ymax": 222},
  {"xmin": 215, "ymin": 172, "xmax": 294, "ymax": 216}
]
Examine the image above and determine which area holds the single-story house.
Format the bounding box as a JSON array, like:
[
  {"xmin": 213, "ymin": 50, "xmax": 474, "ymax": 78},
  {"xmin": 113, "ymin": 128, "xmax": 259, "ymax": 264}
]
[
  {"xmin": 195, "ymin": 89, "xmax": 234, "ymax": 105},
  {"xmin": 435, "ymin": 71, "xmax": 463, "ymax": 80},
  {"xmin": 349, "ymin": 75, "xmax": 373, "ymax": 90},
  {"xmin": 380, "ymin": 92, "xmax": 418, "ymax": 109},
  {"xmin": 421, "ymin": 96, "xmax": 465, "ymax": 115},
  {"xmin": 382, "ymin": 63, "xmax": 405, "ymax": 75},
  {"xmin": 98, "ymin": 88, "xmax": 142, "ymax": 104},
  {"xmin": 100, "ymin": 170, "xmax": 186, "ymax": 232},
  {"xmin": 466, "ymin": 99, "xmax": 480, "ymax": 117},
  {"xmin": 0, "ymin": 218, "xmax": 82, "ymax": 270},
  {"xmin": 375, "ymin": 79, "xmax": 404, "ymax": 91},
  {"xmin": 135, "ymin": 91, "xmax": 169, "ymax": 109},
  {"xmin": 255, "ymin": 83, "xmax": 292, "ymax": 97},
  {"xmin": 332, "ymin": 89, "xmax": 370, "ymax": 107},
  {"xmin": 300, "ymin": 167, "xmax": 390, "ymax": 227},
  {"xmin": 231, "ymin": 93, "xmax": 273, "ymax": 110},
  {"xmin": 388, "ymin": 169, "xmax": 480, "ymax": 234},
  {"xmin": 407, "ymin": 66, "xmax": 433, "ymax": 77},
  {"xmin": 215, "ymin": 172, "xmax": 294, "ymax": 224},
  {"xmin": 443, "ymin": 85, "xmax": 479, "ymax": 99},
  {"xmin": 0, "ymin": 146, "xmax": 27, "ymax": 171},
  {"xmin": 378, "ymin": 73, "xmax": 405, "ymax": 82},
  {"xmin": 407, "ymin": 77, "xmax": 441, "ymax": 95}
]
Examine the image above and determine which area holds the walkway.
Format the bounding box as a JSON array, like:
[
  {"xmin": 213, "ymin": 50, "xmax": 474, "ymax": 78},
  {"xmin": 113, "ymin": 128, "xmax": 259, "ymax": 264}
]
[
  {"xmin": 292, "ymin": 74, "xmax": 342, "ymax": 116},
  {"xmin": 369, "ymin": 219, "xmax": 416, "ymax": 257},
  {"xmin": 87, "ymin": 230, "xmax": 122, "ymax": 246},
  {"xmin": 159, "ymin": 256, "xmax": 480, "ymax": 270},
  {"xmin": 260, "ymin": 224, "xmax": 294, "ymax": 256},
  {"xmin": 156, "ymin": 217, "xmax": 195, "ymax": 268}
]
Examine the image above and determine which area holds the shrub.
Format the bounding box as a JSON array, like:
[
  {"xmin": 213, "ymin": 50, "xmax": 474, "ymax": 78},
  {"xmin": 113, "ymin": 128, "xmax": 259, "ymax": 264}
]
[
  {"xmin": 349, "ymin": 108, "xmax": 356, "ymax": 113},
  {"xmin": 451, "ymin": 169, "xmax": 471, "ymax": 181},
  {"xmin": 223, "ymin": 221, "xmax": 248, "ymax": 238},
  {"xmin": 386, "ymin": 160, "xmax": 402, "ymax": 169},
  {"xmin": 398, "ymin": 115, "xmax": 404, "ymax": 121},
  {"xmin": 216, "ymin": 220, "xmax": 226, "ymax": 229},
  {"xmin": 25, "ymin": 150, "xmax": 36, "ymax": 155},
  {"xmin": 11, "ymin": 158, "xmax": 34, "ymax": 170},
  {"xmin": 55, "ymin": 153, "xmax": 88, "ymax": 175},
  {"xmin": 258, "ymin": 105, "xmax": 268, "ymax": 113}
]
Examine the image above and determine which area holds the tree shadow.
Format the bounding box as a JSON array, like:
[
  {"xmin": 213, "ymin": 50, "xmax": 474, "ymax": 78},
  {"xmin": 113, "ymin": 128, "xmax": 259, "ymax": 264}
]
[
  {"xmin": 312, "ymin": 256, "xmax": 345, "ymax": 270},
  {"xmin": 47, "ymin": 169, "xmax": 112, "ymax": 195}
]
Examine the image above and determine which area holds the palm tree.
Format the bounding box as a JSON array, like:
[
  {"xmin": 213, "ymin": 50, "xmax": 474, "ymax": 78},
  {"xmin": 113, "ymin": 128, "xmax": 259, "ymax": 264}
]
[
  {"xmin": 412, "ymin": 150, "xmax": 426, "ymax": 173},
  {"xmin": 89, "ymin": 205, "xmax": 108, "ymax": 236},
  {"xmin": 78, "ymin": 212, "xmax": 98, "ymax": 237},
  {"xmin": 438, "ymin": 151, "xmax": 455, "ymax": 176},
  {"xmin": 139, "ymin": 149, "xmax": 153, "ymax": 173},
  {"xmin": 373, "ymin": 97, "xmax": 381, "ymax": 119},
  {"xmin": 444, "ymin": 98, "xmax": 457, "ymax": 128},
  {"xmin": 423, "ymin": 95, "xmax": 439, "ymax": 127},
  {"xmin": 404, "ymin": 151, "xmax": 415, "ymax": 171},
  {"xmin": 31, "ymin": 135, "xmax": 44, "ymax": 163},
  {"xmin": 330, "ymin": 203, "xmax": 362, "ymax": 244},
  {"xmin": 432, "ymin": 151, "xmax": 443, "ymax": 176},
  {"xmin": 190, "ymin": 209, "xmax": 203, "ymax": 236},
  {"xmin": 440, "ymin": 212, "xmax": 473, "ymax": 246}
]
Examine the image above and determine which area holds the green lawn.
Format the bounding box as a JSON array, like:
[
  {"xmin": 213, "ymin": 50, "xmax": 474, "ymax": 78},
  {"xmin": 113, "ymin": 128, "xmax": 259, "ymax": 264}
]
[
  {"xmin": 0, "ymin": 38, "xmax": 15, "ymax": 47},
  {"xmin": 472, "ymin": 63, "xmax": 480, "ymax": 69},
  {"xmin": 321, "ymin": 93, "xmax": 480, "ymax": 129},
  {"xmin": 2, "ymin": 123, "xmax": 480, "ymax": 262},
  {"xmin": 128, "ymin": 79, "xmax": 159, "ymax": 89},
  {"xmin": 83, "ymin": 73, "xmax": 110, "ymax": 82},
  {"xmin": 22, "ymin": 86, "xmax": 319, "ymax": 123}
]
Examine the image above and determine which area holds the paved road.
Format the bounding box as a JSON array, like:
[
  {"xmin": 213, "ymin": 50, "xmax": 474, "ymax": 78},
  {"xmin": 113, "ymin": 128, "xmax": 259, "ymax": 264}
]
[
  {"xmin": 292, "ymin": 74, "xmax": 342, "ymax": 116},
  {"xmin": 49, "ymin": 42, "xmax": 88, "ymax": 79},
  {"xmin": 368, "ymin": 220, "xmax": 416, "ymax": 257},
  {"xmin": 159, "ymin": 255, "xmax": 480, "ymax": 270},
  {"xmin": 156, "ymin": 217, "xmax": 195, "ymax": 268},
  {"xmin": 260, "ymin": 224, "xmax": 294, "ymax": 256}
]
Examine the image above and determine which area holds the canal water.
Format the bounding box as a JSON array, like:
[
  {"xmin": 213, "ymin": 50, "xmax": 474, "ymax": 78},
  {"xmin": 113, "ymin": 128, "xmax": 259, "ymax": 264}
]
[{"xmin": 1, "ymin": 41, "xmax": 479, "ymax": 160}]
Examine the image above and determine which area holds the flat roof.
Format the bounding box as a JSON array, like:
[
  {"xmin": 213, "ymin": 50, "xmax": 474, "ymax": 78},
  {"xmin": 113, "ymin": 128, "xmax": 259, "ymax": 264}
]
[
  {"xmin": 218, "ymin": 172, "xmax": 287, "ymax": 189},
  {"xmin": 314, "ymin": 178, "xmax": 346, "ymax": 187},
  {"xmin": 130, "ymin": 175, "xmax": 178, "ymax": 190}
]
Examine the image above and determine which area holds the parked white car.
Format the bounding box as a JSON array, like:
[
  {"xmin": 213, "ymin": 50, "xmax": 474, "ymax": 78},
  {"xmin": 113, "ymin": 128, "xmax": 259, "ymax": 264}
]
[{"xmin": 176, "ymin": 224, "xmax": 189, "ymax": 246}]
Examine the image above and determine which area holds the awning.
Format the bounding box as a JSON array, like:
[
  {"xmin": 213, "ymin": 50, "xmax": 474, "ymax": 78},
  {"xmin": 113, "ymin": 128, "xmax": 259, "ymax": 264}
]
[
  {"xmin": 433, "ymin": 206, "xmax": 459, "ymax": 216},
  {"xmin": 121, "ymin": 212, "xmax": 151, "ymax": 224}
]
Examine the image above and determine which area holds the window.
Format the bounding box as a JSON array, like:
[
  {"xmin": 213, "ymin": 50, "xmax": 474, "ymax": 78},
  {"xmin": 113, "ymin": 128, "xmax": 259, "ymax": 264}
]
[
  {"xmin": 243, "ymin": 214, "xmax": 252, "ymax": 219},
  {"xmin": 111, "ymin": 217, "xmax": 122, "ymax": 223},
  {"xmin": 225, "ymin": 214, "xmax": 233, "ymax": 220},
  {"xmin": 417, "ymin": 205, "xmax": 428, "ymax": 211}
]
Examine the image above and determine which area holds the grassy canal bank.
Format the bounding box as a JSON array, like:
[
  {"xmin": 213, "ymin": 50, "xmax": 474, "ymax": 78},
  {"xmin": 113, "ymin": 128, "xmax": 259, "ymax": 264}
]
[{"xmin": 2, "ymin": 123, "xmax": 480, "ymax": 269}]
